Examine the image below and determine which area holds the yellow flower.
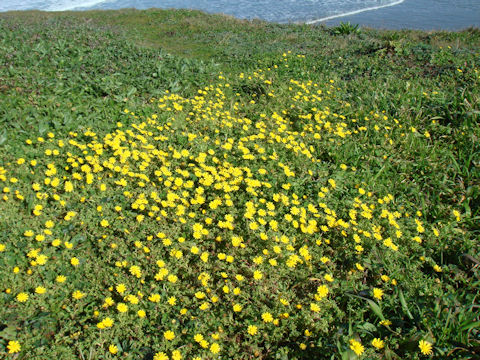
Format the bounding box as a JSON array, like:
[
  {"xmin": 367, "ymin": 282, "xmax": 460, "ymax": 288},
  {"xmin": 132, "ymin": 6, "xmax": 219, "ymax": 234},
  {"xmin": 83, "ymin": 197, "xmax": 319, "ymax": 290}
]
[
  {"xmin": 316, "ymin": 285, "xmax": 329, "ymax": 299},
  {"xmin": 261, "ymin": 312, "xmax": 273, "ymax": 323},
  {"xmin": 72, "ymin": 290, "xmax": 85, "ymax": 299},
  {"xmin": 127, "ymin": 294, "xmax": 139, "ymax": 304},
  {"xmin": 7, "ymin": 340, "xmax": 21, "ymax": 353},
  {"xmin": 231, "ymin": 236, "xmax": 243, "ymax": 247},
  {"xmin": 16, "ymin": 292, "xmax": 29, "ymax": 302},
  {"xmin": 324, "ymin": 274, "xmax": 334, "ymax": 282},
  {"xmin": 200, "ymin": 252, "xmax": 209, "ymax": 262},
  {"xmin": 56, "ymin": 275, "xmax": 67, "ymax": 283},
  {"xmin": 35, "ymin": 286, "xmax": 46, "ymax": 294},
  {"xmin": 166, "ymin": 296, "xmax": 177, "ymax": 306},
  {"xmin": 70, "ymin": 257, "xmax": 80, "ymax": 266},
  {"xmin": 129, "ymin": 265, "xmax": 142, "ymax": 278},
  {"xmin": 453, "ymin": 210, "xmax": 461, "ymax": 221},
  {"xmin": 371, "ymin": 338, "xmax": 384, "ymax": 349},
  {"xmin": 210, "ymin": 343, "xmax": 220, "ymax": 354},
  {"xmin": 36, "ymin": 254, "xmax": 48, "ymax": 265},
  {"xmin": 52, "ymin": 239, "xmax": 62, "ymax": 247},
  {"xmin": 248, "ymin": 325, "xmax": 258, "ymax": 335},
  {"xmin": 419, "ymin": 340, "xmax": 433, "ymax": 355},
  {"xmin": 253, "ymin": 270, "xmax": 263, "ymax": 280},
  {"xmin": 164, "ymin": 330, "xmax": 175, "ymax": 341},
  {"xmin": 35, "ymin": 234, "xmax": 45, "ymax": 242},
  {"xmin": 172, "ymin": 350, "xmax": 182, "ymax": 360},
  {"xmin": 64, "ymin": 211, "xmax": 76, "ymax": 220},
  {"xmin": 153, "ymin": 352, "xmax": 169, "ymax": 360},
  {"xmin": 116, "ymin": 283, "xmax": 126, "ymax": 294},
  {"xmin": 117, "ymin": 303, "xmax": 128, "ymax": 313},
  {"xmin": 100, "ymin": 219, "xmax": 109, "ymax": 227},
  {"xmin": 349, "ymin": 339, "xmax": 364, "ymax": 355},
  {"xmin": 191, "ymin": 246, "xmax": 199, "ymax": 254},
  {"xmin": 24, "ymin": 230, "xmax": 34, "ymax": 237},
  {"xmin": 138, "ymin": 310, "xmax": 146, "ymax": 318},
  {"xmin": 103, "ymin": 297, "xmax": 114, "ymax": 307},
  {"xmin": 64, "ymin": 181, "xmax": 74, "ymax": 192},
  {"xmin": 109, "ymin": 344, "xmax": 118, "ymax": 354},
  {"xmin": 280, "ymin": 298, "xmax": 290, "ymax": 306},
  {"xmin": 149, "ymin": 293, "xmax": 161, "ymax": 303},
  {"xmin": 373, "ymin": 288, "xmax": 384, "ymax": 300},
  {"xmin": 97, "ymin": 317, "xmax": 114, "ymax": 328}
]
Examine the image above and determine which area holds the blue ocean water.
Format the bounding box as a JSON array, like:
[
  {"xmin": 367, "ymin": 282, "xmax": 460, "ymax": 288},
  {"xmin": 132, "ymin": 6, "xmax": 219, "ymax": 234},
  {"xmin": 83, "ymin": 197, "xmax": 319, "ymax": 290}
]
[{"xmin": 1, "ymin": 0, "xmax": 479, "ymax": 29}]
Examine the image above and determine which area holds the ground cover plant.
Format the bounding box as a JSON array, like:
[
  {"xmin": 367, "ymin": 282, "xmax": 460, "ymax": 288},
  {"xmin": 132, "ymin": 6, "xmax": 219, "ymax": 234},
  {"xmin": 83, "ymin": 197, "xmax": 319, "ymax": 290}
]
[{"xmin": 0, "ymin": 10, "xmax": 479, "ymax": 360}]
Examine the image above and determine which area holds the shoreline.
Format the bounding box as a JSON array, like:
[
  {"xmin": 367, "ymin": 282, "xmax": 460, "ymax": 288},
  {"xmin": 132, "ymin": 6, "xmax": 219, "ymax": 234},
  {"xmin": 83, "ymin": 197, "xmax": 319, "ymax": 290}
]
[
  {"xmin": 306, "ymin": 0, "xmax": 405, "ymax": 25},
  {"xmin": 1, "ymin": 0, "xmax": 480, "ymax": 31},
  {"xmin": 317, "ymin": 0, "xmax": 480, "ymax": 31}
]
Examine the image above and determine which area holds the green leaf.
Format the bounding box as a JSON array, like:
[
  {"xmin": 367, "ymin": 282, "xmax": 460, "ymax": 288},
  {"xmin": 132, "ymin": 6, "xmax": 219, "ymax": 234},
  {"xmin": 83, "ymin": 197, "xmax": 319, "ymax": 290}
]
[
  {"xmin": 0, "ymin": 130, "xmax": 7, "ymax": 146},
  {"xmin": 384, "ymin": 347, "xmax": 400, "ymax": 360},
  {"xmin": 71, "ymin": 234, "xmax": 86, "ymax": 244},
  {"xmin": 460, "ymin": 321, "xmax": 480, "ymax": 332},
  {"xmin": 126, "ymin": 86, "xmax": 137, "ymax": 98},
  {"xmin": 399, "ymin": 289, "xmax": 414, "ymax": 320},
  {"xmin": 358, "ymin": 322, "xmax": 377, "ymax": 333},
  {"xmin": 365, "ymin": 298, "xmax": 385, "ymax": 321},
  {"xmin": 0, "ymin": 326, "xmax": 17, "ymax": 339},
  {"xmin": 346, "ymin": 292, "xmax": 385, "ymax": 320}
]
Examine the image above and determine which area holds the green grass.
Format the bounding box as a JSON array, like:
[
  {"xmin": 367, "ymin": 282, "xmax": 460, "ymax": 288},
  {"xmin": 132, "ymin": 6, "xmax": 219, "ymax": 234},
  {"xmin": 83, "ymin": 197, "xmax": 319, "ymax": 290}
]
[{"xmin": 0, "ymin": 9, "xmax": 479, "ymax": 360}]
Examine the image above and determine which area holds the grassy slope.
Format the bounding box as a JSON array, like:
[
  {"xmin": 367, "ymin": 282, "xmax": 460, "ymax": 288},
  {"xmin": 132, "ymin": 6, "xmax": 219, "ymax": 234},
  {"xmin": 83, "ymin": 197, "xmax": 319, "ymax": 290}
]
[
  {"xmin": 2, "ymin": 9, "xmax": 478, "ymax": 228},
  {"xmin": 0, "ymin": 9, "xmax": 479, "ymax": 359}
]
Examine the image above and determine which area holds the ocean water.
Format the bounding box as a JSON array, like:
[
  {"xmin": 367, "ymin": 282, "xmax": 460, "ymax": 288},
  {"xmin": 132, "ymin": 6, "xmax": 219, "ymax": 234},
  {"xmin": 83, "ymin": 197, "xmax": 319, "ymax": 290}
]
[{"xmin": 1, "ymin": 0, "xmax": 479, "ymax": 29}]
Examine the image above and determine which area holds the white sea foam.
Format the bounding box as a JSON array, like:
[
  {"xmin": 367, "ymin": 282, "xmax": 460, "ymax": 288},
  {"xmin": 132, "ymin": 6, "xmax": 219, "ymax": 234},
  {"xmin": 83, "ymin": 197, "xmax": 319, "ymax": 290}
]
[
  {"xmin": 305, "ymin": 0, "xmax": 405, "ymax": 24},
  {"xmin": 0, "ymin": 0, "xmax": 110, "ymax": 12},
  {"xmin": 45, "ymin": 0, "xmax": 110, "ymax": 11}
]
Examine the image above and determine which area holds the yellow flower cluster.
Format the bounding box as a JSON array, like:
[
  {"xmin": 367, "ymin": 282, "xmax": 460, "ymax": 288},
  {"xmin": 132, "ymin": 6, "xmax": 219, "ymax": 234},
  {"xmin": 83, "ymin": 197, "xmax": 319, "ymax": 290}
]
[{"xmin": 0, "ymin": 52, "xmax": 457, "ymax": 358}]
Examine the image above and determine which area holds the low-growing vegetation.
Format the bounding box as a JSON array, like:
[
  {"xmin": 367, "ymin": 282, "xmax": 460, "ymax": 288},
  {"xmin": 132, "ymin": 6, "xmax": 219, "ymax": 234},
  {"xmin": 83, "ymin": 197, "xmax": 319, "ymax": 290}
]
[{"xmin": 0, "ymin": 10, "xmax": 479, "ymax": 360}]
